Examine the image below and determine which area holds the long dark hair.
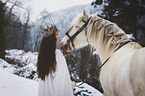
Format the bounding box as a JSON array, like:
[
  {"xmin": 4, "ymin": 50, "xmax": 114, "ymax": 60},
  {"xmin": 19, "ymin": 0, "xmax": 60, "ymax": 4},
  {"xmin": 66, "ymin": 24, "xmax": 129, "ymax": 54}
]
[{"xmin": 37, "ymin": 33, "xmax": 56, "ymax": 80}]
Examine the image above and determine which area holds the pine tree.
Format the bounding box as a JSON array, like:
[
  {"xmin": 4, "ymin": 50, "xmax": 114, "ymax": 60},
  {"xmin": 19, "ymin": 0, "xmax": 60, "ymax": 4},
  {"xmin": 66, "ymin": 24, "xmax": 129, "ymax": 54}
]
[{"xmin": 92, "ymin": 0, "xmax": 145, "ymax": 46}]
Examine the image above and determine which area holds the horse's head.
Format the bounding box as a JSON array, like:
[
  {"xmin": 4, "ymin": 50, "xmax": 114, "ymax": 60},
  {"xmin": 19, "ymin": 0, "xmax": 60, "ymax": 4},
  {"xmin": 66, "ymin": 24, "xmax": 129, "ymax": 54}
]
[{"xmin": 60, "ymin": 10, "xmax": 93, "ymax": 54}]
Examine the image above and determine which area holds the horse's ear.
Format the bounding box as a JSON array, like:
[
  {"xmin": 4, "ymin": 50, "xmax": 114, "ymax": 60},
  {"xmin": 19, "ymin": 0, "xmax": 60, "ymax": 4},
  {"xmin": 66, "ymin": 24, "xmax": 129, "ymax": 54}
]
[
  {"xmin": 95, "ymin": 11, "xmax": 98, "ymax": 16},
  {"xmin": 83, "ymin": 9, "xmax": 88, "ymax": 17}
]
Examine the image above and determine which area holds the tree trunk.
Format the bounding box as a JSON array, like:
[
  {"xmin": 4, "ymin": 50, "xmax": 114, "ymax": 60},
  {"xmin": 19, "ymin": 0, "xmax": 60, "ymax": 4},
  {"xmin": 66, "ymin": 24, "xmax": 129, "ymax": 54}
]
[{"xmin": 0, "ymin": 1, "xmax": 6, "ymax": 59}]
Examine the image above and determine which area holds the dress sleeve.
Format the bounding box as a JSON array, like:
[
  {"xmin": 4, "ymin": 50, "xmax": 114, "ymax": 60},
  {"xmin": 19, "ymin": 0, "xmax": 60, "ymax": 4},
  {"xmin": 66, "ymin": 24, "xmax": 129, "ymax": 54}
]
[{"xmin": 52, "ymin": 49, "xmax": 73, "ymax": 96}]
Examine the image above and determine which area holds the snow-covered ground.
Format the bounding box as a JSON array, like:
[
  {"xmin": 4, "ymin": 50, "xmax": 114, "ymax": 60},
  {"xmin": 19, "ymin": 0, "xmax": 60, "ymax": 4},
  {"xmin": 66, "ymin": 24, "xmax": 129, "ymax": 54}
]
[
  {"xmin": 0, "ymin": 49, "xmax": 103, "ymax": 96},
  {"xmin": 0, "ymin": 67, "xmax": 103, "ymax": 96},
  {"xmin": 0, "ymin": 68, "xmax": 38, "ymax": 96},
  {"xmin": 74, "ymin": 82, "xmax": 103, "ymax": 96}
]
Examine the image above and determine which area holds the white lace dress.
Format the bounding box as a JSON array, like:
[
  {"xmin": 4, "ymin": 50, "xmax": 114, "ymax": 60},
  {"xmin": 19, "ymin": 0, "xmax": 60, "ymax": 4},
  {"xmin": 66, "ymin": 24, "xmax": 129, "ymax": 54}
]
[{"xmin": 38, "ymin": 49, "xmax": 74, "ymax": 96}]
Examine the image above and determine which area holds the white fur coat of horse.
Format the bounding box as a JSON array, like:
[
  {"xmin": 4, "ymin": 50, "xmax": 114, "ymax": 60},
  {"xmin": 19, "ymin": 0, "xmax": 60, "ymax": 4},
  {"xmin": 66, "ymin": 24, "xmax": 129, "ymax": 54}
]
[{"xmin": 60, "ymin": 10, "xmax": 145, "ymax": 96}]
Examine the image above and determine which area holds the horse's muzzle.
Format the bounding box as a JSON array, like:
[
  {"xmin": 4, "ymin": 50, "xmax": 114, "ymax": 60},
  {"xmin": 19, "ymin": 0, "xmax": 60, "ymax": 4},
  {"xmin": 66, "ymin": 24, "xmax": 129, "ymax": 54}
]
[{"xmin": 60, "ymin": 43, "xmax": 70, "ymax": 56}]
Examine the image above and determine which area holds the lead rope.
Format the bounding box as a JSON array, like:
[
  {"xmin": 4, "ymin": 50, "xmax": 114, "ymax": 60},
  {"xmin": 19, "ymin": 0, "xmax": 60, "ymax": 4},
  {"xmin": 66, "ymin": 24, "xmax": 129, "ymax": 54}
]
[{"xmin": 96, "ymin": 40, "xmax": 131, "ymax": 72}]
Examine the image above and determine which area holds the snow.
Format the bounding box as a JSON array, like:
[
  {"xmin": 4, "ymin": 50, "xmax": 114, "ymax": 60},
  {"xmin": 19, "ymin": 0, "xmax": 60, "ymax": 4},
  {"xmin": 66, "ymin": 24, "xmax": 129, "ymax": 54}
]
[
  {"xmin": 0, "ymin": 67, "xmax": 103, "ymax": 96},
  {"xmin": 5, "ymin": 49, "xmax": 38, "ymax": 66},
  {"xmin": 0, "ymin": 68, "xmax": 38, "ymax": 96},
  {"xmin": 93, "ymin": 51, "xmax": 98, "ymax": 55},
  {"xmin": 74, "ymin": 82, "xmax": 103, "ymax": 96},
  {"xmin": 0, "ymin": 49, "xmax": 103, "ymax": 96},
  {"xmin": 127, "ymin": 34, "xmax": 135, "ymax": 40},
  {"xmin": 0, "ymin": 59, "xmax": 16, "ymax": 73}
]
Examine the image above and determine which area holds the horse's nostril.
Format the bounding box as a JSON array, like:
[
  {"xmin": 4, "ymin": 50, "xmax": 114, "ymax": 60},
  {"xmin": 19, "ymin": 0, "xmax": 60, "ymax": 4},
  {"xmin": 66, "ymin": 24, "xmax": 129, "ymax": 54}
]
[
  {"xmin": 60, "ymin": 42, "xmax": 63, "ymax": 45},
  {"xmin": 64, "ymin": 44, "xmax": 68, "ymax": 49},
  {"xmin": 60, "ymin": 43, "xmax": 68, "ymax": 50},
  {"xmin": 60, "ymin": 45, "xmax": 63, "ymax": 50},
  {"xmin": 60, "ymin": 42, "xmax": 63, "ymax": 48},
  {"xmin": 60, "ymin": 42, "xmax": 64, "ymax": 48}
]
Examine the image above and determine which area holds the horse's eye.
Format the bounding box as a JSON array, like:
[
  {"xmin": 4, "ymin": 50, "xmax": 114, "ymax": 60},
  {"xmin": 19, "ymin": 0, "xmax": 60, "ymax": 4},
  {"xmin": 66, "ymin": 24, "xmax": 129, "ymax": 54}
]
[{"xmin": 75, "ymin": 26, "xmax": 79, "ymax": 28}]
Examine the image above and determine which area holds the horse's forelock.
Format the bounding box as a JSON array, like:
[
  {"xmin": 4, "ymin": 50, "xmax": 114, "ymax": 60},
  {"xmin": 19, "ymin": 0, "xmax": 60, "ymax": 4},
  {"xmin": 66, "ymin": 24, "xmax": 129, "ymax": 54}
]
[{"xmin": 71, "ymin": 14, "xmax": 84, "ymax": 26}]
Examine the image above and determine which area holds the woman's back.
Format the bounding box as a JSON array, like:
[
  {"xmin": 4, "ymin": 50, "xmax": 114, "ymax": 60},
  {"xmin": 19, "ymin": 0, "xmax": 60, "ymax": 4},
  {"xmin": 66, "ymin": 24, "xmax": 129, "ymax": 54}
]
[{"xmin": 38, "ymin": 49, "xmax": 74, "ymax": 96}]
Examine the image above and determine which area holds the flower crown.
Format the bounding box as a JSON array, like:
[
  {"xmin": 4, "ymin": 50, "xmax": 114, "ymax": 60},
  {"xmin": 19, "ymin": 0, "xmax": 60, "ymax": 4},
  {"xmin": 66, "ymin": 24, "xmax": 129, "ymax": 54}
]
[{"xmin": 40, "ymin": 24, "xmax": 58, "ymax": 37}]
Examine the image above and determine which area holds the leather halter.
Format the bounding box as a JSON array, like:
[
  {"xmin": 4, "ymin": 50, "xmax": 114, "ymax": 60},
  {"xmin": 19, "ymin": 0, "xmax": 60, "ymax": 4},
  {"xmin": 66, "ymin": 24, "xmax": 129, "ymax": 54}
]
[{"xmin": 65, "ymin": 17, "xmax": 92, "ymax": 50}]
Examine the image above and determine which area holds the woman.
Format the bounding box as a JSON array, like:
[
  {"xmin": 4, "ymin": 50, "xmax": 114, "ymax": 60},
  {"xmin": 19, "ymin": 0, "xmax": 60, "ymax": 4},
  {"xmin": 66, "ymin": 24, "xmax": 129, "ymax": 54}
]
[{"xmin": 37, "ymin": 25, "xmax": 74, "ymax": 96}]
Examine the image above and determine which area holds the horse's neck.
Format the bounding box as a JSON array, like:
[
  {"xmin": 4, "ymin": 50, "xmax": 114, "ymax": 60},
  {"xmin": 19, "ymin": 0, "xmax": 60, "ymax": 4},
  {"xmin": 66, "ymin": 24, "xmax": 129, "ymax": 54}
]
[{"xmin": 87, "ymin": 17, "xmax": 131, "ymax": 62}]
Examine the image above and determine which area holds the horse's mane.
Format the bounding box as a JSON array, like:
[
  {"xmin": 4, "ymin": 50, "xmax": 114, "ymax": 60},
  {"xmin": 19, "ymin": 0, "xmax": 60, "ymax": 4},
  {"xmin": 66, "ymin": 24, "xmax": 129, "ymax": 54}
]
[{"xmin": 86, "ymin": 15, "xmax": 132, "ymax": 61}]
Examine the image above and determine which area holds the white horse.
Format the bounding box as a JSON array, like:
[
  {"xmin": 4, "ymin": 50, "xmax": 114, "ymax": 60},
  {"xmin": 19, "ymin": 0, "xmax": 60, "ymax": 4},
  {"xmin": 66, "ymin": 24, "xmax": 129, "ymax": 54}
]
[{"xmin": 60, "ymin": 10, "xmax": 145, "ymax": 96}]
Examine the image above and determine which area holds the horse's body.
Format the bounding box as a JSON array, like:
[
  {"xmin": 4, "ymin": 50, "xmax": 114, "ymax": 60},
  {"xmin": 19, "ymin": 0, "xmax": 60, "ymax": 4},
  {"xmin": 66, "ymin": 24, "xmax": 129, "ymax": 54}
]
[
  {"xmin": 60, "ymin": 10, "xmax": 145, "ymax": 96},
  {"xmin": 101, "ymin": 43, "xmax": 145, "ymax": 96}
]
